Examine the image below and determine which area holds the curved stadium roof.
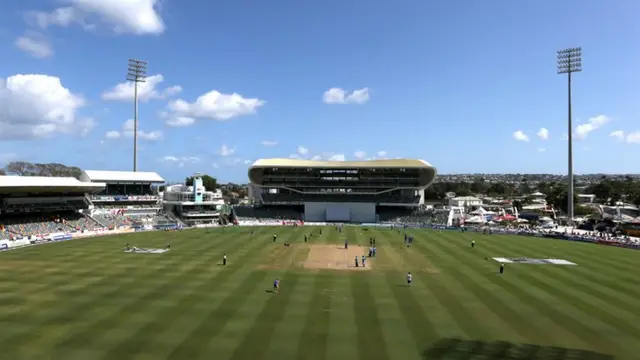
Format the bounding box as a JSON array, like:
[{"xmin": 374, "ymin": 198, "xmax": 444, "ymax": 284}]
[{"xmin": 248, "ymin": 158, "xmax": 437, "ymax": 188}]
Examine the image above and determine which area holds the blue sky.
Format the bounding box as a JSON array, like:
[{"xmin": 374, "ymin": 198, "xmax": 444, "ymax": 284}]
[{"xmin": 0, "ymin": 0, "xmax": 639, "ymax": 183}]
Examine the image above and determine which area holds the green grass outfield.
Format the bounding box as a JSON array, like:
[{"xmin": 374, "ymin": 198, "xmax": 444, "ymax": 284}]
[{"xmin": 0, "ymin": 226, "xmax": 638, "ymax": 360}]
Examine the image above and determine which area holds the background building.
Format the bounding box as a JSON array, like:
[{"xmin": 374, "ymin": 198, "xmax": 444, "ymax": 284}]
[{"xmin": 247, "ymin": 158, "xmax": 437, "ymax": 223}]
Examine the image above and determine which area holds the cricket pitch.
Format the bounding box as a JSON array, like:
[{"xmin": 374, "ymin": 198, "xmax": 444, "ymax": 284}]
[{"xmin": 303, "ymin": 244, "xmax": 372, "ymax": 271}]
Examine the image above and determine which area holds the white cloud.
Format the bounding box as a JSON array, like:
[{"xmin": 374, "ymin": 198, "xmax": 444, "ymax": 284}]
[
  {"xmin": 212, "ymin": 163, "xmax": 219, "ymax": 169},
  {"xmin": 627, "ymin": 131, "xmax": 640, "ymax": 144},
  {"xmin": 104, "ymin": 130, "xmax": 120, "ymax": 139},
  {"xmin": 297, "ymin": 146, "xmax": 309, "ymax": 156},
  {"xmin": 164, "ymin": 90, "xmax": 265, "ymax": 126},
  {"xmin": 15, "ymin": 33, "xmax": 52, "ymax": 58},
  {"xmin": 261, "ymin": 140, "xmax": 278, "ymax": 146},
  {"xmin": 29, "ymin": 0, "xmax": 165, "ymax": 35},
  {"xmin": 159, "ymin": 155, "xmax": 199, "ymax": 168},
  {"xmin": 164, "ymin": 116, "xmax": 195, "ymax": 127},
  {"xmin": 376, "ymin": 150, "xmax": 388, "ymax": 158},
  {"xmin": 288, "ymin": 146, "xmax": 348, "ymax": 162},
  {"xmin": 122, "ymin": 119, "xmax": 161, "ymax": 140},
  {"xmin": 537, "ymin": 128, "xmax": 549, "ymax": 140},
  {"xmin": 102, "ymin": 74, "xmax": 181, "ymax": 102},
  {"xmin": 219, "ymin": 144, "xmax": 235, "ymax": 156},
  {"xmin": 323, "ymin": 87, "xmax": 370, "ymax": 104},
  {"xmin": 512, "ymin": 130, "xmax": 529, "ymax": 142},
  {"xmin": 244, "ymin": 160, "xmax": 252, "ymax": 165},
  {"xmin": 609, "ymin": 130, "xmax": 625, "ymax": 140},
  {"xmin": 0, "ymin": 74, "xmax": 95, "ymax": 140},
  {"xmin": 354, "ymin": 151, "xmax": 366, "ymax": 159},
  {"xmin": 537, "ymin": 148, "xmax": 546, "ymax": 152},
  {"xmin": 327, "ymin": 154, "xmax": 346, "ymax": 161},
  {"xmin": 104, "ymin": 119, "xmax": 162, "ymax": 141},
  {"xmin": 306, "ymin": 152, "xmax": 348, "ymax": 161},
  {"xmin": 575, "ymin": 115, "xmax": 611, "ymax": 140}
]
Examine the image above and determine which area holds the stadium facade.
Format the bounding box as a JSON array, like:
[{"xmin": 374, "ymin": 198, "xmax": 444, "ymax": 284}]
[
  {"xmin": 247, "ymin": 158, "xmax": 437, "ymax": 223},
  {"xmin": 162, "ymin": 173, "xmax": 227, "ymax": 226}
]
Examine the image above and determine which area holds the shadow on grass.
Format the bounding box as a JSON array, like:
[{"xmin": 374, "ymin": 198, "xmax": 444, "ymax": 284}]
[{"xmin": 423, "ymin": 338, "xmax": 614, "ymax": 360}]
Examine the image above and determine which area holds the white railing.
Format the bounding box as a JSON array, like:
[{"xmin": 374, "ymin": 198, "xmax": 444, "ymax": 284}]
[{"xmin": 91, "ymin": 195, "xmax": 159, "ymax": 201}]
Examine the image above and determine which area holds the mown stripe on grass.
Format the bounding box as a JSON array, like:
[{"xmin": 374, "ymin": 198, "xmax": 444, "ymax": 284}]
[
  {"xmin": 259, "ymin": 273, "xmax": 316, "ymax": 359},
  {"xmin": 425, "ymin": 232, "xmax": 597, "ymax": 348},
  {"xmin": 325, "ymin": 274, "xmax": 358, "ymax": 360},
  {"xmin": 479, "ymin": 233, "xmax": 639, "ymax": 279},
  {"xmin": 520, "ymin": 254, "xmax": 640, "ymax": 316},
  {"xmin": 163, "ymin": 270, "xmax": 270, "ymax": 359},
  {"xmin": 389, "ymin": 234, "xmax": 485, "ymax": 339},
  {"xmin": 420, "ymin": 237, "xmax": 555, "ymax": 345},
  {"xmin": 495, "ymin": 235, "xmax": 638, "ymax": 278},
  {"xmin": 49, "ymin": 233, "xmax": 248, "ymax": 350},
  {"xmin": 382, "ymin": 270, "xmax": 439, "ymax": 357},
  {"xmin": 413, "ymin": 234, "xmax": 525, "ymax": 331},
  {"xmin": 470, "ymin": 236, "xmax": 640, "ymax": 312},
  {"xmin": 515, "ymin": 268, "xmax": 640, "ymax": 346},
  {"xmin": 91, "ymin": 235, "xmax": 271, "ymax": 359},
  {"xmin": 227, "ymin": 273, "xmax": 302, "ymax": 360},
  {"xmin": 376, "ymin": 231, "xmax": 458, "ymax": 339},
  {"xmin": 164, "ymin": 227, "xmax": 306, "ymax": 359},
  {"xmin": 350, "ymin": 272, "xmax": 391, "ymax": 360},
  {"xmin": 294, "ymin": 272, "xmax": 336, "ymax": 360},
  {"xmin": 489, "ymin": 267, "xmax": 618, "ymax": 353}
]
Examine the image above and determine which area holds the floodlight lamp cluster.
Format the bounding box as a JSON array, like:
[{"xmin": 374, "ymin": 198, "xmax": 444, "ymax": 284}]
[
  {"xmin": 127, "ymin": 58, "xmax": 148, "ymax": 82},
  {"xmin": 557, "ymin": 47, "xmax": 582, "ymax": 74}
]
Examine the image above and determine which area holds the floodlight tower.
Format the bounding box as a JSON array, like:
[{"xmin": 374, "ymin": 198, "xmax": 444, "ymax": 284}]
[
  {"xmin": 557, "ymin": 47, "xmax": 582, "ymax": 226},
  {"xmin": 127, "ymin": 58, "xmax": 148, "ymax": 172}
]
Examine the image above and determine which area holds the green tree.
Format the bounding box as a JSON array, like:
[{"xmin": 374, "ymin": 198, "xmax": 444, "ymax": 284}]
[
  {"xmin": 586, "ymin": 180, "xmax": 615, "ymax": 202},
  {"xmin": 3, "ymin": 161, "xmax": 82, "ymax": 178},
  {"xmin": 469, "ymin": 179, "xmax": 487, "ymax": 194},
  {"xmin": 574, "ymin": 205, "xmax": 593, "ymax": 216},
  {"xmin": 185, "ymin": 174, "xmax": 218, "ymax": 191},
  {"xmin": 633, "ymin": 195, "xmax": 640, "ymax": 209},
  {"xmin": 546, "ymin": 185, "xmax": 578, "ymax": 214},
  {"xmin": 536, "ymin": 181, "xmax": 553, "ymax": 195}
]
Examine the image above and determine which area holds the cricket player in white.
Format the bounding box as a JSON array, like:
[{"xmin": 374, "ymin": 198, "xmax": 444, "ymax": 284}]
[{"xmin": 406, "ymin": 272, "xmax": 412, "ymax": 287}]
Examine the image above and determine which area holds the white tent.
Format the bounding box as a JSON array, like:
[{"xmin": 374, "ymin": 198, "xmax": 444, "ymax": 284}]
[
  {"xmin": 470, "ymin": 207, "xmax": 487, "ymax": 215},
  {"xmin": 465, "ymin": 216, "xmax": 486, "ymax": 224}
]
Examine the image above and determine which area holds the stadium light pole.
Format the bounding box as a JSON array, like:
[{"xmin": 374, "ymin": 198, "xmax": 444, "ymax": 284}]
[
  {"xmin": 127, "ymin": 58, "xmax": 148, "ymax": 172},
  {"xmin": 557, "ymin": 47, "xmax": 582, "ymax": 227}
]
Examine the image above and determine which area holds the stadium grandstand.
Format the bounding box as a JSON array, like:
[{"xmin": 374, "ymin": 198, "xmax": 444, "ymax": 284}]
[
  {"xmin": 79, "ymin": 170, "xmax": 176, "ymax": 230},
  {"xmin": 245, "ymin": 158, "xmax": 437, "ymax": 223},
  {"xmin": 0, "ymin": 176, "xmax": 106, "ymax": 240},
  {"xmin": 162, "ymin": 173, "xmax": 228, "ymax": 226}
]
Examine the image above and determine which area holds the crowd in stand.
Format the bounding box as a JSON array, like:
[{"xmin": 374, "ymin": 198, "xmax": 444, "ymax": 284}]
[
  {"xmin": 382, "ymin": 208, "xmax": 450, "ymax": 225},
  {"xmin": 0, "ymin": 208, "xmax": 176, "ymax": 239},
  {"xmin": 91, "ymin": 212, "xmax": 172, "ymax": 229},
  {"xmin": 0, "ymin": 213, "xmax": 102, "ymax": 238}
]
